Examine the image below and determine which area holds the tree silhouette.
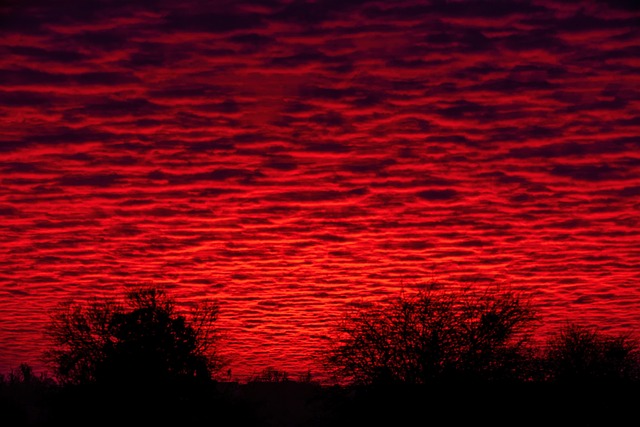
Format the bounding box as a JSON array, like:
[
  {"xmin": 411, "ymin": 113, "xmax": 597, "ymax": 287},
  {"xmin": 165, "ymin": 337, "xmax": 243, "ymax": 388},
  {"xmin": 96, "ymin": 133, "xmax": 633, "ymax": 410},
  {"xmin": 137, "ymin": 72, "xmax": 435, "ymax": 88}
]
[
  {"xmin": 43, "ymin": 286, "xmax": 226, "ymax": 387},
  {"xmin": 325, "ymin": 286, "xmax": 539, "ymax": 385},
  {"xmin": 543, "ymin": 323, "xmax": 640, "ymax": 384}
]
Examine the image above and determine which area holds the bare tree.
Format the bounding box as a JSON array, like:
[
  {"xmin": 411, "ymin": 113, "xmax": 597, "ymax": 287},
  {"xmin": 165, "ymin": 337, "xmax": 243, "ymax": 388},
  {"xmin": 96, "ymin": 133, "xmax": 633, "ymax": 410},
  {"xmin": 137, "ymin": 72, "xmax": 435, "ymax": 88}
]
[{"xmin": 325, "ymin": 285, "xmax": 539, "ymax": 385}]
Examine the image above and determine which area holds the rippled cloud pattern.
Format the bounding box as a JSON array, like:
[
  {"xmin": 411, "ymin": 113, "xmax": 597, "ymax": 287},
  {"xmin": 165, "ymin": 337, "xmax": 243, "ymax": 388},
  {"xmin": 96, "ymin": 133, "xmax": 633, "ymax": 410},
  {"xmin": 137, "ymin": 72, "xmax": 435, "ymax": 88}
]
[{"xmin": 1, "ymin": 0, "xmax": 639, "ymax": 379}]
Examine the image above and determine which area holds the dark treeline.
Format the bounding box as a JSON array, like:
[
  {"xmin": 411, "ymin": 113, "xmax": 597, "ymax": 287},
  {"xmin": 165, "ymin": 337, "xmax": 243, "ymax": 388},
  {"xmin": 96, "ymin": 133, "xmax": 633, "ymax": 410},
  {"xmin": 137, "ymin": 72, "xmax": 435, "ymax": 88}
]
[{"xmin": 2, "ymin": 285, "xmax": 639, "ymax": 427}]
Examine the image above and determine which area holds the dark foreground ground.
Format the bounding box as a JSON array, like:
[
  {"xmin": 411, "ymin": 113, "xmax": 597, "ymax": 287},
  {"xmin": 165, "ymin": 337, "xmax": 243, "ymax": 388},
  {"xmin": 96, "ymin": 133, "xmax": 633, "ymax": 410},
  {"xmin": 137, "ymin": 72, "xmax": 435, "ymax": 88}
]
[{"xmin": 3, "ymin": 379, "xmax": 639, "ymax": 427}]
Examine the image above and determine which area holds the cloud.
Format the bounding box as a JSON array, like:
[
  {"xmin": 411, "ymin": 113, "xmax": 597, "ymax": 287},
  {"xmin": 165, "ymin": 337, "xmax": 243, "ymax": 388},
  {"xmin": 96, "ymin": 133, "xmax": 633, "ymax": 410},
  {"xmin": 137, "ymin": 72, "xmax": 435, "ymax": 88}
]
[
  {"xmin": 164, "ymin": 11, "xmax": 265, "ymax": 33},
  {"xmin": 262, "ymin": 155, "xmax": 299, "ymax": 171},
  {"xmin": 1, "ymin": 0, "xmax": 639, "ymax": 381},
  {"xmin": 416, "ymin": 189, "xmax": 459, "ymax": 201},
  {"xmin": 58, "ymin": 173, "xmax": 123, "ymax": 187},
  {"xmin": 266, "ymin": 188, "xmax": 368, "ymax": 203},
  {"xmin": 550, "ymin": 164, "xmax": 621, "ymax": 181}
]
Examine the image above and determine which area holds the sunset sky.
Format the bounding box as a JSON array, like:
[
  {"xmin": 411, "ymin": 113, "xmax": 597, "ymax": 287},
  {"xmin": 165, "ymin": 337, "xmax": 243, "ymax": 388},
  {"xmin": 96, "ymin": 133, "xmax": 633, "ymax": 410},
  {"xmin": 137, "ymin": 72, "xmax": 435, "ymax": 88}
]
[{"xmin": 1, "ymin": 0, "xmax": 639, "ymax": 381}]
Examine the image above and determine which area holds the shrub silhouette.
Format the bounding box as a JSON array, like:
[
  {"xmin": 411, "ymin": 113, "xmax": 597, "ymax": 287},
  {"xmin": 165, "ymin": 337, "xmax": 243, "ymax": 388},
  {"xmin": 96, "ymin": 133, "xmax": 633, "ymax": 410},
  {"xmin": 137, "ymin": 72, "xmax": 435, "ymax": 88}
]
[
  {"xmin": 249, "ymin": 367, "xmax": 291, "ymax": 383},
  {"xmin": 43, "ymin": 286, "xmax": 226, "ymax": 387},
  {"xmin": 4, "ymin": 283, "xmax": 640, "ymax": 426},
  {"xmin": 325, "ymin": 286, "xmax": 539, "ymax": 385},
  {"xmin": 543, "ymin": 323, "xmax": 640, "ymax": 384},
  {"xmin": 0, "ymin": 363, "xmax": 56, "ymax": 426}
]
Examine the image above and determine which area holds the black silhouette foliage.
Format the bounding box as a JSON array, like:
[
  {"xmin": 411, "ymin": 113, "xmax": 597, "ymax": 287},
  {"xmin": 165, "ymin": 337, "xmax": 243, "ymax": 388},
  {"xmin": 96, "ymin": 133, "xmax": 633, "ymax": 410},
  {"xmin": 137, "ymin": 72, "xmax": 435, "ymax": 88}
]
[
  {"xmin": 43, "ymin": 286, "xmax": 225, "ymax": 386},
  {"xmin": 4, "ymin": 284, "xmax": 640, "ymax": 427},
  {"xmin": 543, "ymin": 323, "xmax": 640, "ymax": 384},
  {"xmin": 0, "ymin": 363, "xmax": 56, "ymax": 426},
  {"xmin": 325, "ymin": 286, "xmax": 540, "ymax": 385}
]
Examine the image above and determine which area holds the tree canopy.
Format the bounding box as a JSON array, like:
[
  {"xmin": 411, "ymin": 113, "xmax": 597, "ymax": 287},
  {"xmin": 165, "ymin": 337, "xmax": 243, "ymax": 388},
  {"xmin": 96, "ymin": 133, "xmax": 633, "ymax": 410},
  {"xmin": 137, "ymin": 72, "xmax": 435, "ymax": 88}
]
[
  {"xmin": 324, "ymin": 286, "xmax": 540, "ymax": 385},
  {"xmin": 543, "ymin": 323, "xmax": 640, "ymax": 384},
  {"xmin": 43, "ymin": 286, "xmax": 225, "ymax": 386}
]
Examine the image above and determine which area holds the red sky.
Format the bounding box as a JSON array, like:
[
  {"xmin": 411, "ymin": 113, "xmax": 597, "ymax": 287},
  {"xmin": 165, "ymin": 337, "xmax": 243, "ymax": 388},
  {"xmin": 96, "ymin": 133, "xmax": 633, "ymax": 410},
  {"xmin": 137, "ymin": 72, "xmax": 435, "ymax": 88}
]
[{"xmin": 1, "ymin": 0, "xmax": 639, "ymax": 382}]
